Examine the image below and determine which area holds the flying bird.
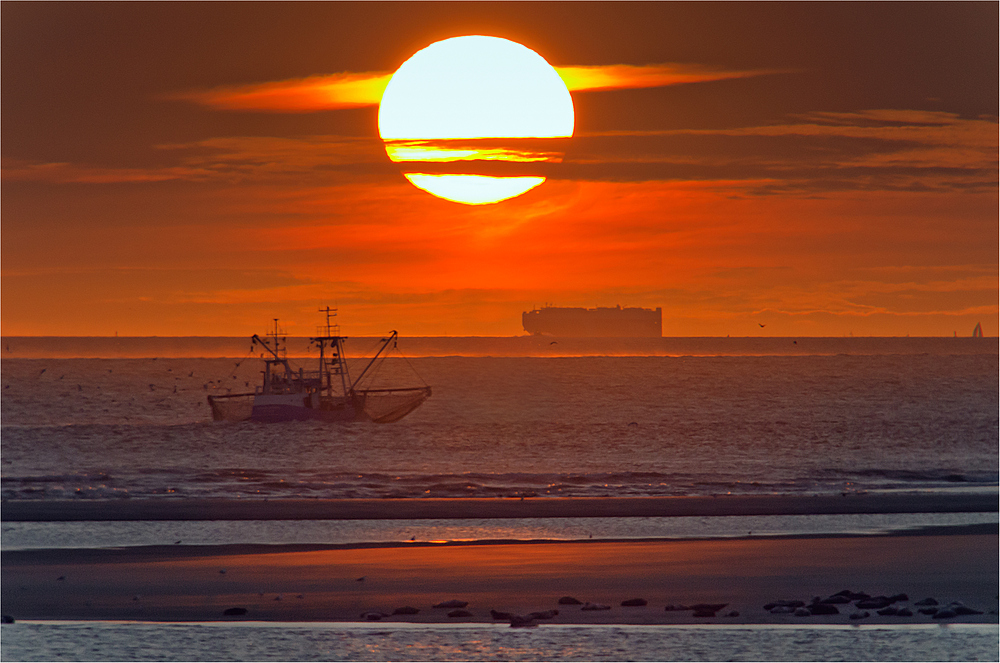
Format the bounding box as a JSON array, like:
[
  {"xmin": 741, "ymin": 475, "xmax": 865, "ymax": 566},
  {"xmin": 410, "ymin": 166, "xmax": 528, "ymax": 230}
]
[{"xmin": 758, "ymin": 323, "xmax": 766, "ymax": 328}]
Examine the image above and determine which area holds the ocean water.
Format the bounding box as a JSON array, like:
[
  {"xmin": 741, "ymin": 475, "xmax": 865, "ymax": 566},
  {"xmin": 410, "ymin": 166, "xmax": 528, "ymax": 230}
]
[
  {"xmin": 2, "ymin": 338, "xmax": 997, "ymax": 661},
  {"xmin": 2, "ymin": 340, "xmax": 997, "ymax": 503},
  {"xmin": 3, "ymin": 622, "xmax": 998, "ymax": 662}
]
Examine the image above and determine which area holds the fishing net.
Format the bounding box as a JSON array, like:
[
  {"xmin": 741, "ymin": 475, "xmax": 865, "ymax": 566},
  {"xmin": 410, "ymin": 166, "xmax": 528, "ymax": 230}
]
[
  {"xmin": 207, "ymin": 393, "xmax": 254, "ymax": 422},
  {"xmin": 354, "ymin": 387, "xmax": 432, "ymax": 423}
]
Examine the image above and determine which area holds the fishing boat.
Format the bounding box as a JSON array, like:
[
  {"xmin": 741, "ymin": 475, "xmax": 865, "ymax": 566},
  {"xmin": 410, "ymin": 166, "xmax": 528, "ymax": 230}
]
[{"xmin": 207, "ymin": 308, "xmax": 431, "ymax": 423}]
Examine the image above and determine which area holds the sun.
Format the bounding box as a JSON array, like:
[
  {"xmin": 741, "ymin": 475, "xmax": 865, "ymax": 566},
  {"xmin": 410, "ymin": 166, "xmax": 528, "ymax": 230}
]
[{"xmin": 379, "ymin": 36, "xmax": 574, "ymax": 205}]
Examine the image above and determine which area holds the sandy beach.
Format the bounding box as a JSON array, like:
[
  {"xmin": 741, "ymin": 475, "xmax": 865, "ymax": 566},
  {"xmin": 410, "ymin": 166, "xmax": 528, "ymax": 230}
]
[{"xmin": 3, "ymin": 521, "xmax": 996, "ymax": 625}]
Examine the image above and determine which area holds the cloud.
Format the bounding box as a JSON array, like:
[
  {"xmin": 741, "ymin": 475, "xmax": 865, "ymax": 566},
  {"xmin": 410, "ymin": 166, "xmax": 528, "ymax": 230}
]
[
  {"xmin": 5, "ymin": 110, "xmax": 994, "ymax": 197},
  {"xmin": 559, "ymin": 110, "xmax": 998, "ymax": 193},
  {"xmin": 167, "ymin": 72, "xmax": 394, "ymax": 112},
  {"xmin": 556, "ymin": 63, "xmax": 792, "ymax": 93},
  {"xmin": 170, "ymin": 63, "xmax": 787, "ymax": 113},
  {"xmin": 0, "ymin": 159, "xmax": 213, "ymax": 184},
  {"xmin": 2, "ymin": 136, "xmax": 393, "ymax": 185}
]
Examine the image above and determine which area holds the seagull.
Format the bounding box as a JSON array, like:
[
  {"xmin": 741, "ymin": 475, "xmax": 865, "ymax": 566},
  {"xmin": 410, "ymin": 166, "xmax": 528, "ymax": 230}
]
[{"xmin": 758, "ymin": 323, "xmax": 766, "ymax": 328}]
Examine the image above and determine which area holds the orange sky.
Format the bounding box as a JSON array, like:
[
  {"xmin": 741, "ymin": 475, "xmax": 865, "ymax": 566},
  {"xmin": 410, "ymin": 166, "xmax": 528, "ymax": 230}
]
[{"xmin": 2, "ymin": 2, "xmax": 997, "ymax": 337}]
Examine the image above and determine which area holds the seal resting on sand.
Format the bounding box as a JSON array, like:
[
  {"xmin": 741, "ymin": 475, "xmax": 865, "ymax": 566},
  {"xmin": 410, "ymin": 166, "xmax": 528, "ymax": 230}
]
[
  {"xmin": 582, "ymin": 602, "xmax": 611, "ymax": 611},
  {"xmin": 817, "ymin": 595, "xmax": 851, "ymax": 604},
  {"xmin": 947, "ymin": 602, "xmax": 984, "ymax": 616},
  {"xmin": 528, "ymin": 610, "xmax": 559, "ymax": 620},
  {"xmin": 509, "ymin": 614, "xmax": 537, "ymax": 628},
  {"xmin": 764, "ymin": 600, "xmax": 804, "ymax": 610}
]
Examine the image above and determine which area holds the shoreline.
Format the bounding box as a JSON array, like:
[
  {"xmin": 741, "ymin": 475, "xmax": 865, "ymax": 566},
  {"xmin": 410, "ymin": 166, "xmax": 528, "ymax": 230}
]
[
  {"xmin": 3, "ymin": 531, "xmax": 996, "ymax": 625},
  {"xmin": 4, "ymin": 522, "xmax": 997, "ymax": 566},
  {"xmin": 5, "ymin": 522, "xmax": 998, "ymax": 560},
  {"xmin": 4, "ymin": 492, "xmax": 997, "ymax": 522}
]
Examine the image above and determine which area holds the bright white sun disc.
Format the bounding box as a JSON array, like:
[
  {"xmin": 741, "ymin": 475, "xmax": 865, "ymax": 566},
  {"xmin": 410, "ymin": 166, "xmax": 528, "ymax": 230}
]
[
  {"xmin": 405, "ymin": 174, "xmax": 545, "ymax": 205},
  {"xmin": 379, "ymin": 36, "xmax": 573, "ymax": 205},
  {"xmin": 379, "ymin": 36, "xmax": 574, "ymax": 140}
]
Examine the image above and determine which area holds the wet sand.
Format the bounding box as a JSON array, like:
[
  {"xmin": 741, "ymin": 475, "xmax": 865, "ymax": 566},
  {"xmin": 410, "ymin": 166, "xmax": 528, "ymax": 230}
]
[
  {"xmin": 3, "ymin": 529, "xmax": 997, "ymax": 625},
  {"xmin": 3, "ymin": 492, "xmax": 996, "ymax": 521}
]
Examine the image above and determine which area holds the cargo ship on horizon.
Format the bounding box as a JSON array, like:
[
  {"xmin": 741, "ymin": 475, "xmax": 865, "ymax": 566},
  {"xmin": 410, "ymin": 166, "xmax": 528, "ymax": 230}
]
[{"xmin": 522, "ymin": 305, "xmax": 662, "ymax": 337}]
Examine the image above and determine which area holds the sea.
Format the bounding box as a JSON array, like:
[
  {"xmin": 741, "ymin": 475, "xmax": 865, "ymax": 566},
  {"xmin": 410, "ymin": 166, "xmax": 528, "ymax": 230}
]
[{"xmin": 1, "ymin": 336, "xmax": 998, "ymax": 661}]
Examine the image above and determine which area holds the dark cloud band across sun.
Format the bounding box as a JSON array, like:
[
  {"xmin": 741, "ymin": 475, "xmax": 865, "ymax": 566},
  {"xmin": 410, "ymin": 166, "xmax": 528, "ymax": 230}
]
[{"xmin": 170, "ymin": 64, "xmax": 788, "ymax": 113}]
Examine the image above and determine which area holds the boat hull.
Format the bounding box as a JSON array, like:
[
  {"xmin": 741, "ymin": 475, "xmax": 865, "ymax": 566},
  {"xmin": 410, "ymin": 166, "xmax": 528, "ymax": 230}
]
[{"xmin": 249, "ymin": 394, "xmax": 362, "ymax": 423}]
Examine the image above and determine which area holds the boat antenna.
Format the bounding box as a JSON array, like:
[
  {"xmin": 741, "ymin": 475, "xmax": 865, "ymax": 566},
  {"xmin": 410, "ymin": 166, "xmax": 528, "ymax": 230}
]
[{"xmin": 319, "ymin": 306, "xmax": 340, "ymax": 337}]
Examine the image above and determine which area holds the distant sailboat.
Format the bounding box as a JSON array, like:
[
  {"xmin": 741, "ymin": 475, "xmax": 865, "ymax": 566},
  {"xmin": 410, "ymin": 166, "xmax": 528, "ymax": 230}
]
[{"xmin": 972, "ymin": 322, "xmax": 983, "ymax": 338}]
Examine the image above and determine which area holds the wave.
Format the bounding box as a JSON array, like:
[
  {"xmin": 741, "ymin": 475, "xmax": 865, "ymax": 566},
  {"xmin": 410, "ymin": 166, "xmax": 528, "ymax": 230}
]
[{"xmin": 3, "ymin": 468, "xmax": 997, "ymax": 502}]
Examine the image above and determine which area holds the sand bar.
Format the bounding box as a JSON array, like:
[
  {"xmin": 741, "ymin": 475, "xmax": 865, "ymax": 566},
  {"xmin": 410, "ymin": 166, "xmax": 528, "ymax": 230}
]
[
  {"xmin": 3, "ymin": 531, "xmax": 996, "ymax": 624},
  {"xmin": 3, "ymin": 492, "xmax": 997, "ymax": 522}
]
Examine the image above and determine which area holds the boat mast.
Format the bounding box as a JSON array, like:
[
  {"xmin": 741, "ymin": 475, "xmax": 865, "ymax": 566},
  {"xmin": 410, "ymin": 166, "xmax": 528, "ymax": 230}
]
[
  {"xmin": 317, "ymin": 306, "xmax": 351, "ymax": 397},
  {"xmin": 251, "ymin": 319, "xmax": 291, "ymax": 393}
]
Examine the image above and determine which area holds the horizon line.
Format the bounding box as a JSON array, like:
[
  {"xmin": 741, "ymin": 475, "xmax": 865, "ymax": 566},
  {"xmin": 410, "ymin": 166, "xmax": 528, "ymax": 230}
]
[{"xmin": 1, "ymin": 335, "xmax": 994, "ymax": 340}]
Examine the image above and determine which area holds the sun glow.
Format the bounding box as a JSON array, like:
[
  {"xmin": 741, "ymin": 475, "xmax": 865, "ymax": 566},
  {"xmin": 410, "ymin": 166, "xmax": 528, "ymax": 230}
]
[{"xmin": 379, "ymin": 36, "xmax": 574, "ymax": 205}]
